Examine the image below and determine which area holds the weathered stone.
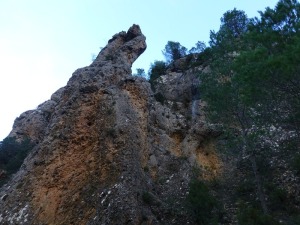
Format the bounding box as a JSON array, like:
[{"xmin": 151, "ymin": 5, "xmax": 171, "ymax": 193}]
[
  {"xmin": 8, "ymin": 109, "xmax": 49, "ymax": 142},
  {"xmin": 51, "ymin": 87, "xmax": 65, "ymax": 102},
  {"xmin": 38, "ymin": 100, "xmax": 57, "ymax": 114},
  {"xmin": 0, "ymin": 25, "xmax": 219, "ymax": 225},
  {"xmin": 1, "ymin": 194, "xmax": 8, "ymax": 201},
  {"xmin": 149, "ymin": 155, "xmax": 158, "ymax": 167}
]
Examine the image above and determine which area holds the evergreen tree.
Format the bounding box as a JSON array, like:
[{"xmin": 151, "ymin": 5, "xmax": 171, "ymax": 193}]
[
  {"xmin": 189, "ymin": 41, "xmax": 206, "ymax": 54},
  {"xmin": 209, "ymin": 8, "xmax": 249, "ymax": 51},
  {"xmin": 200, "ymin": 1, "xmax": 300, "ymax": 219},
  {"xmin": 148, "ymin": 60, "xmax": 167, "ymax": 91},
  {"xmin": 162, "ymin": 41, "xmax": 187, "ymax": 63},
  {"xmin": 0, "ymin": 137, "xmax": 35, "ymax": 187},
  {"xmin": 234, "ymin": 0, "xmax": 300, "ymax": 138}
]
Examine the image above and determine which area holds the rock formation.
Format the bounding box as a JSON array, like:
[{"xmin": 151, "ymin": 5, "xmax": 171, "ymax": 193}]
[{"xmin": 0, "ymin": 25, "xmax": 220, "ymax": 224}]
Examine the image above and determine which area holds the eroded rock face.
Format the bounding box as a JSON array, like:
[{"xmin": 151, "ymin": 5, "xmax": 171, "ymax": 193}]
[{"xmin": 0, "ymin": 25, "xmax": 220, "ymax": 224}]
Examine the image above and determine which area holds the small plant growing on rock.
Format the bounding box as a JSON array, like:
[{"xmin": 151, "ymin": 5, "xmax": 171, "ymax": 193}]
[
  {"xmin": 0, "ymin": 137, "xmax": 35, "ymax": 187},
  {"xmin": 148, "ymin": 60, "xmax": 167, "ymax": 91},
  {"xmin": 133, "ymin": 68, "xmax": 147, "ymax": 79},
  {"xmin": 186, "ymin": 179, "xmax": 218, "ymax": 224}
]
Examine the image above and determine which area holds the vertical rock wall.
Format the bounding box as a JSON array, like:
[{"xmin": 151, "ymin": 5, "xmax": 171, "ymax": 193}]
[{"xmin": 0, "ymin": 25, "xmax": 221, "ymax": 225}]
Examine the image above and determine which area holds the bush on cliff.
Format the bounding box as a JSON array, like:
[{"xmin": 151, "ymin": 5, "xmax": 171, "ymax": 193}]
[
  {"xmin": 0, "ymin": 137, "xmax": 35, "ymax": 186},
  {"xmin": 148, "ymin": 60, "xmax": 167, "ymax": 91},
  {"xmin": 186, "ymin": 179, "xmax": 218, "ymax": 224}
]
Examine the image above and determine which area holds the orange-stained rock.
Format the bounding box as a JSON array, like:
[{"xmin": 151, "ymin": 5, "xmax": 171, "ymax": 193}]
[{"xmin": 0, "ymin": 25, "xmax": 220, "ymax": 225}]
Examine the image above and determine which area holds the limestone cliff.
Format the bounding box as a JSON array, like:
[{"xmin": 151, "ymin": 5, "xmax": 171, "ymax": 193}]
[{"xmin": 0, "ymin": 25, "xmax": 220, "ymax": 224}]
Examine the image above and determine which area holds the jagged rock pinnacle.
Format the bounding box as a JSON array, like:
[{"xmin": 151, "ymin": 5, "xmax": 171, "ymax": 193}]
[
  {"xmin": 0, "ymin": 25, "xmax": 217, "ymax": 225},
  {"xmin": 92, "ymin": 24, "xmax": 146, "ymax": 69},
  {"xmin": 8, "ymin": 25, "xmax": 147, "ymax": 143},
  {"xmin": 65, "ymin": 24, "xmax": 146, "ymax": 90}
]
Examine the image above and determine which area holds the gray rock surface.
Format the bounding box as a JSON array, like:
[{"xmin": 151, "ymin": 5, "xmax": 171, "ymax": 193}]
[{"xmin": 0, "ymin": 25, "xmax": 220, "ymax": 225}]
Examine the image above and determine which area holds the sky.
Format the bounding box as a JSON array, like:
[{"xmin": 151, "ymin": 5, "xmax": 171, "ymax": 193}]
[{"xmin": 0, "ymin": 0, "xmax": 279, "ymax": 141}]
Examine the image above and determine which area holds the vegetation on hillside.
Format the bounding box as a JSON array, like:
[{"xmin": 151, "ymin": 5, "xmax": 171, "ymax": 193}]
[
  {"xmin": 199, "ymin": 0, "xmax": 300, "ymax": 224},
  {"xmin": 148, "ymin": 0, "xmax": 300, "ymax": 223},
  {"xmin": 0, "ymin": 137, "xmax": 35, "ymax": 187},
  {"xmin": 1, "ymin": 1, "xmax": 298, "ymax": 224}
]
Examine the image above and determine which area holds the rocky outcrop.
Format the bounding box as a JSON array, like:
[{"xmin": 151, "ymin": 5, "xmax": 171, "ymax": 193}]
[
  {"xmin": 8, "ymin": 98, "xmax": 58, "ymax": 143},
  {"xmin": 0, "ymin": 25, "xmax": 221, "ymax": 224}
]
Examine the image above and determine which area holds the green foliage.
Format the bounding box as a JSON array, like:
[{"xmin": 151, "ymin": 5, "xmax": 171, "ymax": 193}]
[
  {"xmin": 133, "ymin": 68, "xmax": 147, "ymax": 78},
  {"xmin": 200, "ymin": 0, "xmax": 300, "ymax": 162},
  {"xmin": 187, "ymin": 179, "xmax": 217, "ymax": 225},
  {"xmin": 200, "ymin": 9, "xmax": 250, "ymax": 127},
  {"xmin": 189, "ymin": 41, "xmax": 206, "ymax": 54},
  {"xmin": 142, "ymin": 1, "xmax": 300, "ymax": 223},
  {"xmin": 148, "ymin": 60, "xmax": 167, "ymax": 91},
  {"xmin": 256, "ymin": 0, "xmax": 300, "ymax": 34},
  {"xmin": 238, "ymin": 205, "xmax": 280, "ymax": 225},
  {"xmin": 269, "ymin": 187, "xmax": 288, "ymax": 211},
  {"xmin": 209, "ymin": 8, "xmax": 249, "ymax": 51},
  {"xmin": 233, "ymin": 0, "xmax": 300, "ymax": 132},
  {"xmin": 236, "ymin": 179, "xmax": 256, "ymax": 198},
  {"xmin": 162, "ymin": 41, "xmax": 187, "ymax": 63},
  {"xmin": 199, "ymin": 1, "xmax": 300, "ymax": 221},
  {"xmin": 148, "ymin": 61, "xmax": 167, "ymax": 81},
  {"xmin": 194, "ymin": 47, "xmax": 213, "ymax": 66},
  {"xmin": 0, "ymin": 137, "xmax": 35, "ymax": 187},
  {"xmin": 291, "ymin": 215, "xmax": 300, "ymax": 225},
  {"xmin": 292, "ymin": 154, "xmax": 300, "ymax": 174}
]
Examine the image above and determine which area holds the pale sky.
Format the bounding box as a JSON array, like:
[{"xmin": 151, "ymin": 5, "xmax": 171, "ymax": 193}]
[{"xmin": 0, "ymin": 0, "xmax": 279, "ymax": 140}]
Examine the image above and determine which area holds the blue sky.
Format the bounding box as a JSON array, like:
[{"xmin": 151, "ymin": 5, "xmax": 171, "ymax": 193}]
[{"xmin": 0, "ymin": 0, "xmax": 279, "ymax": 140}]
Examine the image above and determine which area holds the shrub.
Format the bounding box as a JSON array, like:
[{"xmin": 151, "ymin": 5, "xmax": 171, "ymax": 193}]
[
  {"xmin": 0, "ymin": 137, "xmax": 35, "ymax": 173},
  {"xmin": 291, "ymin": 215, "xmax": 300, "ymax": 224},
  {"xmin": 292, "ymin": 154, "xmax": 300, "ymax": 174},
  {"xmin": 148, "ymin": 61, "xmax": 167, "ymax": 91},
  {"xmin": 186, "ymin": 179, "xmax": 217, "ymax": 224},
  {"xmin": 162, "ymin": 41, "xmax": 187, "ymax": 63},
  {"xmin": 236, "ymin": 179, "xmax": 256, "ymax": 198},
  {"xmin": 269, "ymin": 187, "xmax": 288, "ymax": 211},
  {"xmin": 237, "ymin": 205, "xmax": 279, "ymax": 225},
  {"xmin": 133, "ymin": 68, "xmax": 147, "ymax": 79},
  {"xmin": 0, "ymin": 137, "xmax": 35, "ymax": 187}
]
